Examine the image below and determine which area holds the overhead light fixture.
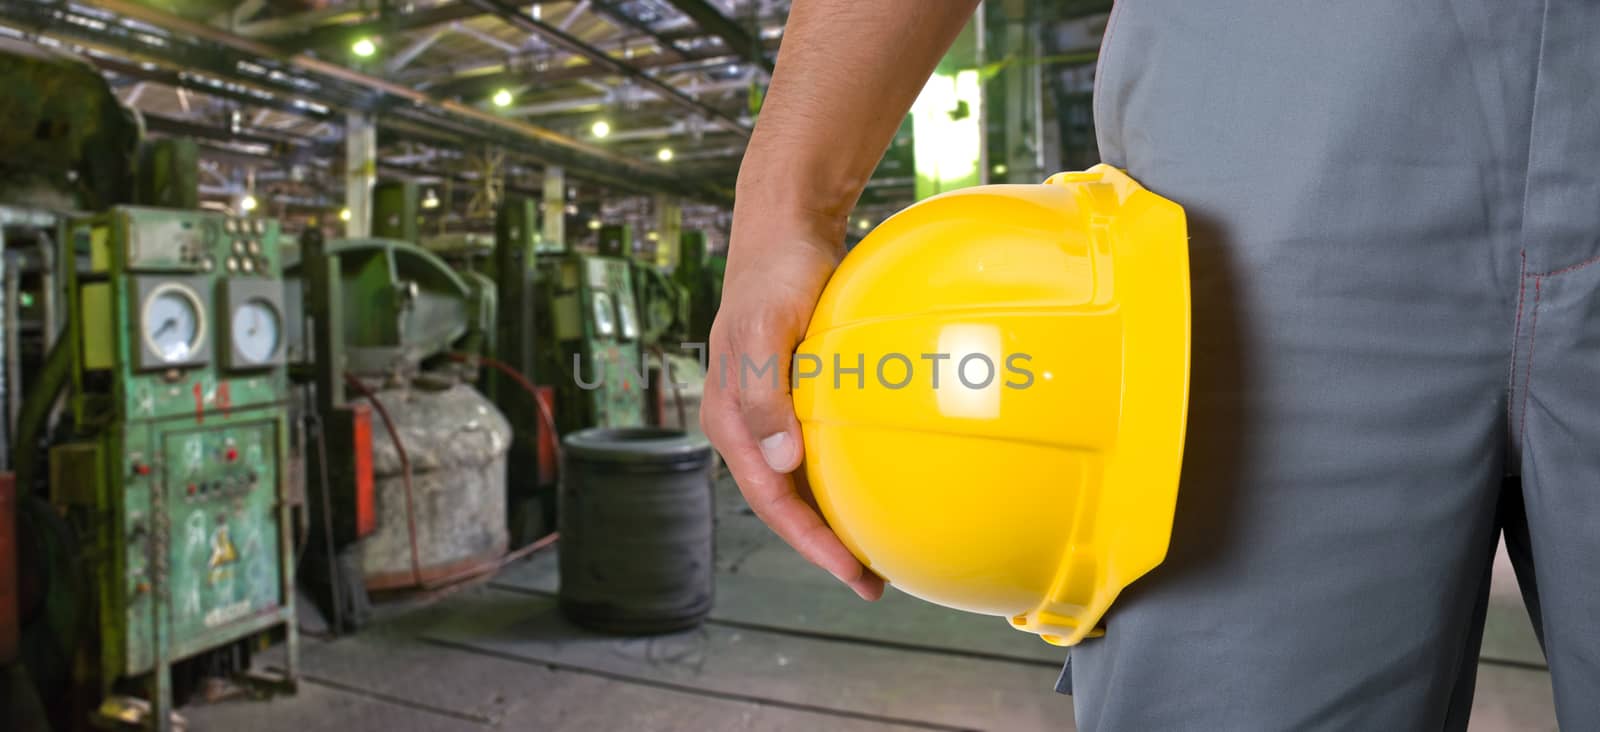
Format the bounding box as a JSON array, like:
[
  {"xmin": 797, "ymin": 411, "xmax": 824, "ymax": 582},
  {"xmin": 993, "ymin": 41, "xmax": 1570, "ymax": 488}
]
[
  {"xmin": 588, "ymin": 218, "xmax": 602, "ymax": 231},
  {"xmin": 857, "ymin": 218, "xmax": 871, "ymax": 231},
  {"xmin": 591, "ymin": 120, "xmax": 611, "ymax": 138},
  {"xmin": 492, "ymin": 88, "xmax": 513, "ymax": 108},
  {"xmin": 992, "ymin": 163, "xmax": 1009, "ymax": 176},
  {"xmin": 422, "ymin": 189, "xmax": 440, "ymax": 209},
  {"xmin": 564, "ymin": 203, "xmax": 578, "ymax": 215},
  {"xmin": 339, "ymin": 207, "xmax": 352, "ymax": 222},
  {"xmin": 646, "ymin": 231, "xmax": 659, "ymax": 242},
  {"xmin": 656, "ymin": 147, "xmax": 674, "ymax": 162},
  {"xmin": 239, "ymin": 195, "xmax": 258, "ymax": 212},
  {"xmin": 351, "ymin": 37, "xmax": 377, "ymax": 58}
]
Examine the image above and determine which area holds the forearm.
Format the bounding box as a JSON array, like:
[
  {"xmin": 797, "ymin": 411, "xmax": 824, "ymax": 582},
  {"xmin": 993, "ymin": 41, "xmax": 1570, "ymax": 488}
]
[{"xmin": 735, "ymin": 0, "xmax": 980, "ymax": 239}]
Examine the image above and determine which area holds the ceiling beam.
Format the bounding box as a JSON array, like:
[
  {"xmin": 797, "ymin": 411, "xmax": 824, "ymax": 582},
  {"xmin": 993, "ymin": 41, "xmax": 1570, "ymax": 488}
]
[
  {"xmin": 660, "ymin": 0, "xmax": 773, "ymax": 74},
  {"xmin": 508, "ymin": 74, "xmax": 749, "ymax": 116},
  {"xmin": 464, "ymin": 0, "xmax": 751, "ymax": 137},
  {"xmin": 141, "ymin": 111, "xmax": 317, "ymax": 152},
  {"xmin": 5, "ymin": 0, "xmax": 731, "ymax": 201},
  {"xmin": 265, "ymin": 2, "xmax": 559, "ymax": 51},
  {"xmin": 77, "ymin": 0, "xmax": 689, "ymax": 178},
  {"xmin": 88, "ymin": 55, "xmax": 336, "ymax": 122},
  {"xmin": 424, "ymin": 46, "xmax": 714, "ymax": 99},
  {"xmin": 587, "ymin": 0, "xmax": 688, "ymax": 59}
]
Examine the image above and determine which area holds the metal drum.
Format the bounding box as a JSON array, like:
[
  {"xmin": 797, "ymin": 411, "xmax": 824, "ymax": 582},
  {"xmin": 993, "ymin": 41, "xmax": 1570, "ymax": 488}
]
[{"xmin": 558, "ymin": 428, "xmax": 714, "ymax": 634}]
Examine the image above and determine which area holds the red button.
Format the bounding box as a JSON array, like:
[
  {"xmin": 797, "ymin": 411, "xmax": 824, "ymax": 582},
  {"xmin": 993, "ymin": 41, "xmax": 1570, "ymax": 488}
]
[
  {"xmin": 187, "ymin": 483, "xmax": 197, "ymax": 495},
  {"xmin": 225, "ymin": 447, "xmax": 239, "ymax": 462},
  {"xmin": 134, "ymin": 463, "xmax": 151, "ymax": 476}
]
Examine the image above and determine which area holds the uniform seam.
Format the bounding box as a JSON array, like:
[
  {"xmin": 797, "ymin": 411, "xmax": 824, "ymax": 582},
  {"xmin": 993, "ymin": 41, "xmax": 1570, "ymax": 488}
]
[
  {"xmin": 1518, "ymin": 278, "xmax": 1543, "ymax": 449},
  {"xmin": 1530, "ymin": 252, "xmax": 1600, "ymax": 278},
  {"xmin": 1507, "ymin": 251, "xmax": 1526, "ymax": 436},
  {"xmin": 1513, "ymin": 3, "xmax": 1549, "ymax": 288}
]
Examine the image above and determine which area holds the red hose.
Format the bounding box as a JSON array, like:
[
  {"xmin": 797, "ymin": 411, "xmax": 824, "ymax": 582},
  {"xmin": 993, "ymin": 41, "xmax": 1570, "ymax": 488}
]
[
  {"xmin": 447, "ymin": 352, "xmax": 564, "ymax": 472},
  {"xmin": 448, "ymin": 352, "xmax": 563, "ymax": 554},
  {"xmin": 343, "ymin": 373, "xmax": 424, "ymax": 588},
  {"xmin": 648, "ymin": 345, "xmax": 688, "ymax": 430},
  {"xmin": 343, "ymin": 355, "xmax": 568, "ymax": 594}
]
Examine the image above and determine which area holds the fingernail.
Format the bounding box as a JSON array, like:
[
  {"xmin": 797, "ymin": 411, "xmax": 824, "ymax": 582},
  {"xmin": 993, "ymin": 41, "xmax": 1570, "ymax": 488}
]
[{"xmin": 758, "ymin": 432, "xmax": 793, "ymax": 471}]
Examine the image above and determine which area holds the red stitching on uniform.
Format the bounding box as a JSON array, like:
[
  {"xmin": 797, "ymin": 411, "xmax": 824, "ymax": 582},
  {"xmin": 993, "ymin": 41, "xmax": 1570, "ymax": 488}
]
[
  {"xmin": 1508, "ymin": 251, "xmax": 1526, "ymax": 429},
  {"xmin": 1532, "ymin": 252, "xmax": 1600, "ymax": 278},
  {"xmin": 1519, "ymin": 277, "xmax": 1542, "ymax": 444}
]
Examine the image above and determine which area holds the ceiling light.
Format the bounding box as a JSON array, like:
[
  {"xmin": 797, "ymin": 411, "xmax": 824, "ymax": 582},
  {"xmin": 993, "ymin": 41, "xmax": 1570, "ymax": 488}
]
[
  {"xmin": 857, "ymin": 218, "xmax": 871, "ymax": 231},
  {"xmin": 351, "ymin": 37, "xmax": 377, "ymax": 58},
  {"xmin": 646, "ymin": 231, "xmax": 659, "ymax": 242},
  {"xmin": 656, "ymin": 147, "xmax": 674, "ymax": 162},
  {"xmin": 588, "ymin": 218, "xmax": 602, "ymax": 230},
  {"xmin": 591, "ymin": 120, "xmax": 611, "ymax": 138},
  {"xmin": 239, "ymin": 195, "xmax": 258, "ymax": 212},
  {"xmin": 422, "ymin": 189, "xmax": 440, "ymax": 209},
  {"xmin": 492, "ymin": 88, "xmax": 513, "ymax": 108},
  {"xmin": 339, "ymin": 207, "xmax": 352, "ymax": 222}
]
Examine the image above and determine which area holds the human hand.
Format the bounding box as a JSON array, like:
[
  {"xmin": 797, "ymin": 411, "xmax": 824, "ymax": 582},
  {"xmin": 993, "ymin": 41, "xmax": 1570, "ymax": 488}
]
[{"xmin": 700, "ymin": 214, "xmax": 886, "ymax": 601}]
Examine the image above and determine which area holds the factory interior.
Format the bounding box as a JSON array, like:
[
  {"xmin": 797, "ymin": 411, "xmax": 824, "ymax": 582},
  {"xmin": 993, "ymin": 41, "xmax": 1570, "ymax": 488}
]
[{"xmin": 0, "ymin": 1, "xmax": 1562, "ymax": 730}]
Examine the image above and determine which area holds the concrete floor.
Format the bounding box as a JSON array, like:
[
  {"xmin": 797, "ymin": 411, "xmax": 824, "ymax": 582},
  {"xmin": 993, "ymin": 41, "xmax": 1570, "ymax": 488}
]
[{"xmin": 183, "ymin": 479, "xmax": 1558, "ymax": 731}]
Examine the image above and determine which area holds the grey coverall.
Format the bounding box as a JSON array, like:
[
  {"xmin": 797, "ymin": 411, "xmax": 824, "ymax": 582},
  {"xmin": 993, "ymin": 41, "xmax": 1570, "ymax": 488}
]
[{"xmin": 1060, "ymin": 2, "xmax": 1600, "ymax": 729}]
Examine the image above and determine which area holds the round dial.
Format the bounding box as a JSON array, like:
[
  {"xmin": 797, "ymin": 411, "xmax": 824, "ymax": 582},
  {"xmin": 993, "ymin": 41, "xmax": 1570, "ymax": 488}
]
[
  {"xmin": 231, "ymin": 299, "xmax": 281, "ymax": 364},
  {"xmin": 142, "ymin": 285, "xmax": 204, "ymax": 363}
]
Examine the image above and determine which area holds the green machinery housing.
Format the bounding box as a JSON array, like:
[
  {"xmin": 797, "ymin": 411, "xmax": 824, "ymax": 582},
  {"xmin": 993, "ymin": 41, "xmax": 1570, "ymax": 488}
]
[
  {"xmin": 45, "ymin": 207, "xmax": 297, "ymax": 728},
  {"xmin": 674, "ymin": 229, "xmax": 721, "ymax": 346},
  {"xmin": 535, "ymin": 243, "xmax": 646, "ymax": 435},
  {"xmin": 530, "ymin": 221, "xmax": 720, "ymax": 435}
]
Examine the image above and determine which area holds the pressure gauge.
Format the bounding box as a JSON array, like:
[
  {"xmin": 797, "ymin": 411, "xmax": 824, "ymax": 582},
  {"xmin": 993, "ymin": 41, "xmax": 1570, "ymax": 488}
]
[
  {"xmin": 221, "ymin": 279, "xmax": 286, "ymax": 369},
  {"xmin": 592, "ymin": 292, "xmax": 616, "ymax": 337},
  {"xmin": 617, "ymin": 298, "xmax": 639, "ymax": 340},
  {"xmin": 139, "ymin": 282, "xmax": 207, "ymax": 367},
  {"xmin": 230, "ymin": 299, "xmax": 281, "ymax": 365}
]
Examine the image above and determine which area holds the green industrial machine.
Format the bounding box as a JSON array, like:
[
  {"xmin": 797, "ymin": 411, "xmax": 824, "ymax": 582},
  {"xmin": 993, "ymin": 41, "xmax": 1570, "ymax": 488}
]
[
  {"xmin": 371, "ymin": 179, "xmax": 421, "ymax": 245},
  {"xmin": 675, "ymin": 230, "xmax": 722, "ymax": 347},
  {"xmin": 0, "ymin": 38, "xmax": 140, "ymax": 211},
  {"xmin": 286, "ymin": 233, "xmax": 506, "ymax": 627},
  {"xmin": 43, "ymin": 207, "xmax": 297, "ymax": 729},
  {"xmin": 397, "ymin": 191, "xmax": 555, "ymax": 546},
  {"xmin": 134, "ymin": 140, "xmax": 201, "ymax": 211},
  {"xmin": 536, "ymin": 251, "xmax": 645, "ymax": 435},
  {"xmin": 631, "ymin": 263, "xmax": 689, "ymax": 349},
  {"xmin": 490, "ymin": 195, "xmax": 551, "ymax": 542}
]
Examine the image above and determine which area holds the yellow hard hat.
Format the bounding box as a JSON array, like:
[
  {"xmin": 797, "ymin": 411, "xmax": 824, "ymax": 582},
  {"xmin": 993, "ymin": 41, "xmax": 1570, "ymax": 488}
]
[{"xmin": 793, "ymin": 165, "xmax": 1189, "ymax": 646}]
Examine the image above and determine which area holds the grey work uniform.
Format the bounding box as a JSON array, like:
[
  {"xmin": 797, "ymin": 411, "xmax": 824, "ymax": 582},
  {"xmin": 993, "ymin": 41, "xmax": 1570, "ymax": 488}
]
[{"xmin": 1062, "ymin": 1, "xmax": 1600, "ymax": 729}]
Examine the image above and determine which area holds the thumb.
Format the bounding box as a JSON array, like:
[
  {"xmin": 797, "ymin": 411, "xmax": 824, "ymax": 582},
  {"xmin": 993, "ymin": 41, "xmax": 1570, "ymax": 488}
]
[{"xmin": 730, "ymin": 349, "xmax": 803, "ymax": 474}]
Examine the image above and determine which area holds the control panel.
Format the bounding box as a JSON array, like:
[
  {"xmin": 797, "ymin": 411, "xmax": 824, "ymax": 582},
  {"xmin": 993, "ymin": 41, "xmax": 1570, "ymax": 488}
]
[
  {"xmin": 538, "ymin": 252, "xmax": 645, "ymax": 433},
  {"xmin": 53, "ymin": 206, "xmax": 295, "ymax": 720}
]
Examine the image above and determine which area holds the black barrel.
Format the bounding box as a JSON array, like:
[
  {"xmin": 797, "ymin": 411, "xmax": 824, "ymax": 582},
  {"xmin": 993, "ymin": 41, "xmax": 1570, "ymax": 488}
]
[{"xmin": 558, "ymin": 427, "xmax": 714, "ymax": 634}]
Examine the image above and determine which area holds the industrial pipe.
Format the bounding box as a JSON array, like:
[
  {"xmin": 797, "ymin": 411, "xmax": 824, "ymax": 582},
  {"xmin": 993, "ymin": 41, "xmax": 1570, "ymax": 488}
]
[{"xmin": 11, "ymin": 332, "xmax": 70, "ymax": 499}]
